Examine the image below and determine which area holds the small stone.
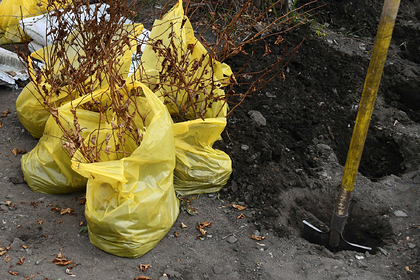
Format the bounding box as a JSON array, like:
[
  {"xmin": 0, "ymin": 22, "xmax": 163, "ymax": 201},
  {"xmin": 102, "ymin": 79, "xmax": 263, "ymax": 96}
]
[
  {"xmin": 164, "ymin": 269, "xmax": 181, "ymax": 278},
  {"xmin": 10, "ymin": 238, "xmax": 24, "ymax": 251},
  {"xmin": 407, "ymin": 243, "xmax": 416, "ymax": 249},
  {"xmin": 247, "ymin": 185, "xmax": 254, "ymax": 192},
  {"xmin": 248, "ymin": 110, "xmax": 266, "ymax": 126},
  {"xmin": 159, "ymin": 276, "xmax": 169, "ymax": 280},
  {"xmin": 9, "ymin": 177, "xmax": 24, "ymax": 184},
  {"xmin": 355, "ymin": 254, "xmax": 365, "ymax": 260},
  {"xmin": 327, "ymin": 39, "xmax": 333, "ymax": 44},
  {"xmin": 0, "ymin": 205, "xmax": 8, "ymax": 211},
  {"xmin": 265, "ymin": 92, "xmax": 276, "ymax": 98},
  {"xmin": 212, "ymin": 265, "xmax": 224, "ymax": 274},
  {"xmin": 241, "ymin": 144, "xmax": 249, "ymax": 151},
  {"xmin": 394, "ymin": 210, "xmax": 408, "ymax": 217},
  {"xmin": 253, "ymin": 230, "xmax": 261, "ymax": 237},
  {"xmin": 26, "ymin": 248, "xmax": 32, "ymax": 255},
  {"xmin": 317, "ymin": 144, "xmax": 331, "ymax": 150},
  {"xmin": 6, "ymin": 194, "xmax": 14, "ymax": 199},
  {"xmin": 378, "ymin": 247, "xmax": 388, "ymax": 256},
  {"xmin": 231, "ymin": 181, "xmax": 238, "ymax": 193},
  {"xmin": 244, "ymin": 192, "xmax": 252, "ymax": 204},
  {"xmin": 226, "ymin": 236, "xmax": 238, "ymax": 244},
  {"xmin": 357, "ymin": 260, "xmax": 368, "ymax": 268},
  {"xmin": 365, "ymin": 251, "xmax": 371, "ymax": 258}
]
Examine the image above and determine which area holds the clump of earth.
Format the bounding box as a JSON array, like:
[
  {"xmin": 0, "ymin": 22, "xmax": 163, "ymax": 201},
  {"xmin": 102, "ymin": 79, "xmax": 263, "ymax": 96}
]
[{"xmin": 0, "ymin": 0, "xmax": 419, "ymax": 279}]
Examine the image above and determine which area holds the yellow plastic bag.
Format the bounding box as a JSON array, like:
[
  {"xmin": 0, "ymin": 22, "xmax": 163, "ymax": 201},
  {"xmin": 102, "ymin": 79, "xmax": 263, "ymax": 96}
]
[
  {"xmin": 21, "ymin": 25, "xmax": 143, "ymax": 191},
  {"xmin": 17, "ymin": 23, "xmax": 143, "ymax": 138},
  {"xmin": 137, "ymin": 0, "xmax": 233, "ymax": 195},
  {"xmin": 71, "ymin": 82, "xmax": 179, "ymax": 258},
  {"xmin": 0, "ymin": 0, "xmax": 47, "ymax": 44},
  {"xmin": 173, "ymin": 118, "xmax": 232, "ymax": 195}
]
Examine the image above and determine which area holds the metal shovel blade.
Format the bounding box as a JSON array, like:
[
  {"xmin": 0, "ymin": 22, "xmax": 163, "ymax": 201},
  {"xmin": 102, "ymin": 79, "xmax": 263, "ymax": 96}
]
[{"xmin": 302, "ymin": 220, "xmax": 371, "ymax": 253}]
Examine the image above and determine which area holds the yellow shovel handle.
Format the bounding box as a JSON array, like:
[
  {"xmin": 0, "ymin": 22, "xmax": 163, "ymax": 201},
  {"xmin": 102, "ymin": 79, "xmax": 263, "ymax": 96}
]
[{"xmin": 336, "ymin": 0, "xmax": 400, "ymax": 215}]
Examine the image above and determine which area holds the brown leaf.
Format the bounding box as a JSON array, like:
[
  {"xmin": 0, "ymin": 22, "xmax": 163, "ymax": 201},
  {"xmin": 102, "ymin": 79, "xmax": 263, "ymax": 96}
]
[
  {"xmin": 12, "ymin": 148, "xmax": 18, "ymax": 157},
  {"xmin": 18, "ymin": 149, "xmax": 26, "ymax": 154},
  {"xmin": 174, "ymin": 231, "xmax": 179, "ymax": 237},
  {"xmin": 237, "ymin": 213, "xmax": 246, "ymax": 219},
  {"xmin": 66, "ymin": 267, "xmax": 74, "ymax": 275},
  {"xmin": 196, "ymin": 222, "xmax": 212, "ymax": 238},
  {"xmin": 263, "ymin": 44, "xmax": 271, "ymax": 57},
  {"xmin": 251, "ymin": 234, "xmax": 266, "ymax": 241},
  {"xmin": 16, "ymin": 257, "xmax": 25, "ymax": 265},
  {"xmin": 5, "ymin": 201, "xmax": 11, "ymax": 206},
  {"xmin": 1, "ymin": 109, "xmax": 9, "ymax": 117},
  {"xmin": 274, "ymin": 35, "xmax": 284, "ymax": 44},
  {"xmin": 140, "ymin": 264, "xmax": 150, "ymax": 271},
  {"xmin": 0, "ymin": 249, "xmax": 6, "ymax": 256},
  {"xmin": 53, "ymin": 252, "xmax": 73, "ymax": 266},
  {"xmin": 51, "ymin": 207, "xmax": 61, "ymax": 213},
  {"xmin": 8, "ymin": 270, "xmax": 18, "ymax": 276},
  {"xmin": 58, "ymin": 220, "xmax": 63, "ymax": 224},
  {"xmin": 179, "ymin": 222, "xmax": 187, "ymax": 229},
  {"xmin": 232, "ymin": 204, "xmax": 246, "ymax": 211},
  {"xmin": 60, "ymin": 208, "xmax": 74, "ymax": 215},
  {"xmin": 0, "ymin": 123, "xmax": 3, "ymax": 128},
  {"xmin": 21, "ymin": 245, "xmax": 27, "ymax": 249},
  {"xmin": 4, "ymin": 254, "xmax": 12, "ymax": 262},
  {"xmin": 134, "ymin": 277, "xmax": 152, "ymax": 280}
]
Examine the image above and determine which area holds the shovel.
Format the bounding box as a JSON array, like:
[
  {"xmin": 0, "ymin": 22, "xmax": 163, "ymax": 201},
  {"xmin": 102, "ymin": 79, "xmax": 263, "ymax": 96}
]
[{"xmin": 302, "ymin": 0, "xmax": 400, "ymax": 253}]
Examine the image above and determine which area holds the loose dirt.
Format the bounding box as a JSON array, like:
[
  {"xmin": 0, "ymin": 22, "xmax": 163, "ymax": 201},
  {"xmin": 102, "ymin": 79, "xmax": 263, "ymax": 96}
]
[{"xmin": 0, "ymin": 0, "xmax": 419, "ymax": 279}]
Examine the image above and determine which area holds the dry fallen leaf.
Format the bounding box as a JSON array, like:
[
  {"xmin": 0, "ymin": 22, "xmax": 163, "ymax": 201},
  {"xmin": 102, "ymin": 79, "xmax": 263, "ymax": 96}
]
[
  {"xmin": 232, "ymin": 204, "xmax": 246, "ymax": 211},
  {"xmin": 196, "ymin": 222, "xmax": 212, "ymax": 238},
  {"xmin": 53, "ymin": 253, "xmax": 73, "ymax": 266},
  {"xmin": 179, "ymin": 222, "xmax": 187, "ymax": 229},
  {"xmin": 8, "ymin": 271, "xmax": 18, "ymax": 276},
  {"xmin": 51, "ymin": 207, "xmax": 61, "ymax": 213},
  {"xmin": 16, "ymin": 257, "xmax": 25, "ymax": 265},
  {"xmin": 0, "ymin": 248, "xmax": 6, "ymax": 256},
  {"xmin": 37, "ymin": 220, "xmax": 43, "ymax": 225},
  {"xmin": 66, "ymin": 267, "xmax": 75, "ymax": 276},
  {"xmin": 174, "ymin": 231, "xmax": 179, "ymax": 237},
  {"xmin": 4, "ymin": 254, "xmax": 12, "ymax": 262},
  {"xmin": 5, "ymin": 201, "xmax": 11, "ymax": 206},
  {"xmin": 251, "ymin": 234, "xmax": 266, "ymax": 241},
  {"xmin": 18, "ymin": 149, "xmax": 26, "ymax": 154},
  {"xmin": 134, "ymin": 277, "xmax": 152, "ymax": 280},
  {"xmin": 1, "ymin": 109, "xmax": 9, "ymax": 117},
  {"xmin": 58, "ymin": 220, "xmax": 63, "ymax": 224},
  {"xmin": 60, "ymin": 208, "xmax": 74, "ymax": 215},
  {"xmin": 0, "ymin": 123, "xmax": 3, "ymax": 128},
  {"xmin": 21, "ymin": 245, "xmax": 27, "ymax": 249},
  {"xmin": 140, "ymin": 264, "xmax": 150, "ymax": 271},
  {"xmin": 405, "ymin": 266, "xmax": 413, "ymax": 273},
  {"xmin": 237, "ymin": 213, "xmax": 246, "ymax": 219},
  {"xmin": 12, "ymin": 148, "xmax": 18, "ymax": 157}
]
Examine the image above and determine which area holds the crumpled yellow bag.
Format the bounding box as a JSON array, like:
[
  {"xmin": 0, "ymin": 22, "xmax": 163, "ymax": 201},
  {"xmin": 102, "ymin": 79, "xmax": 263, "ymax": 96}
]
[
  {"xmin": 139, "ymin": 0, "xmax": 233, "ymax": 195},
  {"xmin": 0, "ymin": 0, "xmax": 47, "ymax": 44},
  {"xmin": 173, "ymin": 118, "xmax": 232, "ymax": 195},
  {"xmin": 20, "ymin": 24, "xmax": 143, "ymax": 192},
  {"xmin": 71, "ymin": 82, "xmax": 179, "ymax": 258},
  {"xmin": 17, "ymin": 23, "xmax": 143, "ymax": 138}
]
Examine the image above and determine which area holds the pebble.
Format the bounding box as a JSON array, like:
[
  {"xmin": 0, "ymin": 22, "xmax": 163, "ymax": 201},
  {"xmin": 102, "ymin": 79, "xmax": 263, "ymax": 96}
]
[
  {"xmin": 407, "ymin": 243, "xmax": 416, "ymax": 249},
  {"xmin": 248, "ymin": 110, "xmax": 266, "ymax": 126},
  {"xmin": 10, "ymin": 237, "xmax": 24, "ymax": 251},
  {"xmin": 265, "ymin": 92, "xmax": 277, "ymax": 98},
  {"xmin": 0, "ymin": 205, "xmax": 8, "ymax": 211},
  {"xmin": 226, "ymin": 236, "xmax": 238, "ymax": 244},
  {"xmin": 355, "ymin": 254, "xmax": 365, "ymax": 260},
  {"xmin": 212, "ymin": 265, "xmax": 224, "ymax": 274},
  {"xmin": 244, "ymin": 193, "xmax": 252, "ymax": 204},
  {"xmin": 164, "ymin": 269, "xmax": 181, "ymax": 278},
  {"xmin": 158, "ymin": 276, "xmax": 169, "ymax": 280},
  {"xmin": 26, "ymin": 248, "xmax": 32, "ymax": 255},
  {"xmin": 253, "ymin": 230, "xmax": 261, "ymax": 237},
  {"xmin": 6, "ymin": 194, "xmax": 14, "ymax": 199},
  {"xmin": 241, "ymin": 144, "xmax": 249, "ymax": 151},
  {"xmin": 394, "ymin": 210, "xmax": 408, "ymax": 217},
  {"xmin": 378, "ymin": 247, "xmax": 388, "ymax": 256}
]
